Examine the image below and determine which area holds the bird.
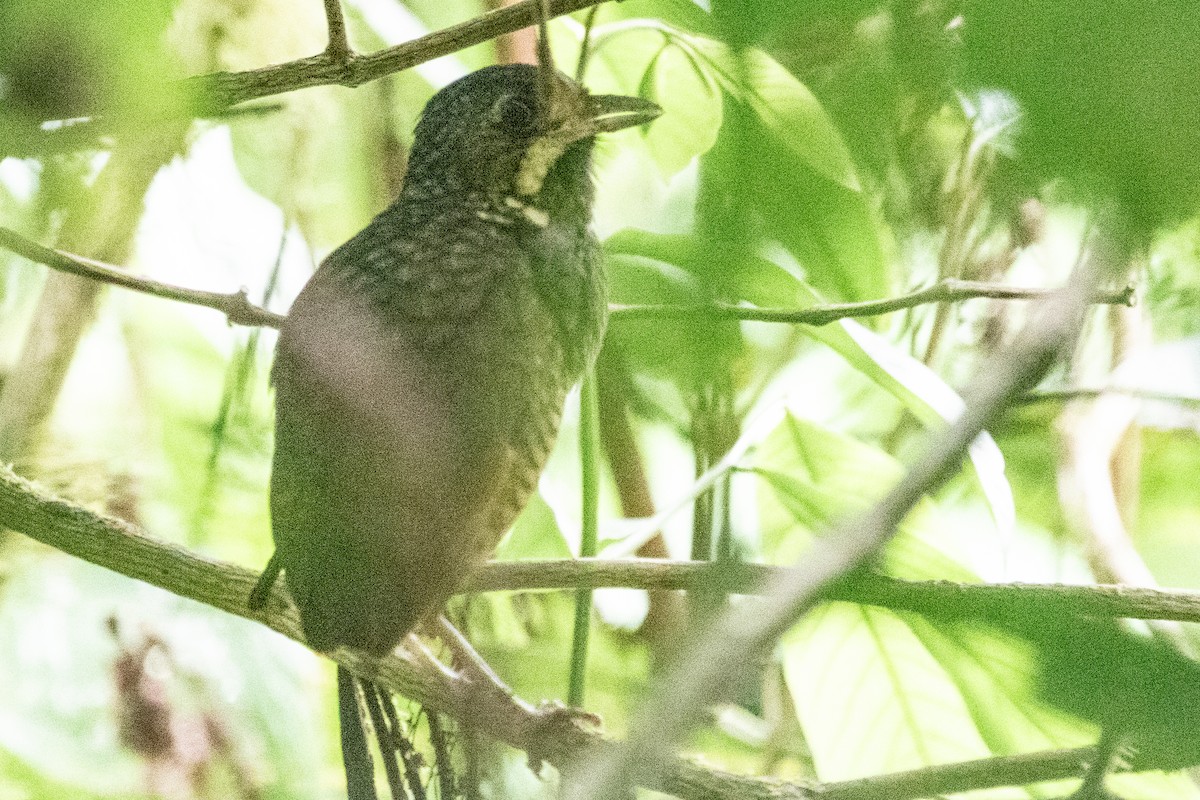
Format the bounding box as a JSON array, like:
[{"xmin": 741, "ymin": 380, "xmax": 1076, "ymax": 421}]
[
  {"xmin": 253, "ymin": 64, "xmax": 660, "ymax": 662},
  {"xmin": 250, "ymin": 62, "xmax": 658, "ymax": 799}
]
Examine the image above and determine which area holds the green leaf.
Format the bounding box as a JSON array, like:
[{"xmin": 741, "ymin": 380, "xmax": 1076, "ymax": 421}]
[
  {"xmin": 590, "ymin": 22, "xmax": 888, "ymax": 300},
  {"xmin": 783, "ymin": 603, "xmax": 1019, "ymax": 789},
  {"xmin": 494, "ymin": 493, "xmax": 574, "ymax": 561}
]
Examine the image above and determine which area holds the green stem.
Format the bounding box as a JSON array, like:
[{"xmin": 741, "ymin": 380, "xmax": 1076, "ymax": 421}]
[{"xmin": 568, "ymin": 372, "xmax": 601, "ymax": 707}]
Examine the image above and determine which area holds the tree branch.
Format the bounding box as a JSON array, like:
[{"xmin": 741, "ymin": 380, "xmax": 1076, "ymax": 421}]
[
  {"xmin": 0, "ymin": 226, "xmax": 1131, "ymax": 332},
  {"xmin": 0, "ymin": 226, "xmax": 284, "ymax": 329},
  {"xmin": 610, "ymin": 278, "xmax": 1135, "ymax": 326},
  {"xmin": 321, "ymin": 0, "xmax": 354, "ymax": 64},
  {"xmin": 468, "ymin": 559, "xmax": 1200, "ymax": 623},
  {"xmin": 181, "ymin": 0, "xmax": 608, "ymax": 116},
  {"xmin": 0, "ymin": 465, "xmax": 804, "ymax": 800}
]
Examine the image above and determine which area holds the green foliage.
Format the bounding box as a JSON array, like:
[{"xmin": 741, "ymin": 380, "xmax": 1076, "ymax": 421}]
[{"xmin": 3, "ymin": 1, "xmax": 1200, "ymax": 799}]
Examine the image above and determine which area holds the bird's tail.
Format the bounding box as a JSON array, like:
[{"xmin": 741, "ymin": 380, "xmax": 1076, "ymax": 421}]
[
  {"xmin": 338, "ymin": 667, "xmax": 415, "ymax": 800},
  {"xmin": 338, "ymin": 666, "xmax": 379, "ymax": 800}
]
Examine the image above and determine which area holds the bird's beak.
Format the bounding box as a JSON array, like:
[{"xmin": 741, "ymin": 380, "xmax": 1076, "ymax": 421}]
[{"xmin": 587, "ymin": 94, "xmax": 663, "ymax": 133}]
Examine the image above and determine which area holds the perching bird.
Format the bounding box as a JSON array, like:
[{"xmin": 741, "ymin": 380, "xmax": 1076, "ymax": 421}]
[
  {"xmin": 255, "ymin": 65, "xmax": 659, "ymax": 659},
  {"xmin": 251, "ymin": 63, "xmax": 658, "ymax": 798}
]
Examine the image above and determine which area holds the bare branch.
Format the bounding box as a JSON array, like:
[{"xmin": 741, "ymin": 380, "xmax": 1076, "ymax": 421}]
[
  {"xmin": 468, "ymin": 559, "xmax": 1200, "ymax": 623},
  {"xmin": 2, "ymin": 467, "xmax": 1194, "ymax": 797},
  {"xmin": 183, "ymin": 0, "xmax": 608, "ymax": 116},
  {"xmin": 0, "ymin": 226, "xmax": 1130, "ymax": 332},
  {"xmin": 0, "ymin": 226, "xmax": 284, "ymax": 329},
  {"xmin": 610, "ymin": 278, "xmax": 1135, "ymax": 326}
]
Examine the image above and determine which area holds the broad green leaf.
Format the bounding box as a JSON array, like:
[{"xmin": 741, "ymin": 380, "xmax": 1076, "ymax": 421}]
[
  {"xmin": 562, "ymin": 23, "xmax": 722, "ymax": 180},
  {"xmin": 783, "ymin": 603, "xmax": 1024, "ymax": 794},
  {"xmin": 580, "ymin": 20, "xmax": 887, "ymax": 300}
]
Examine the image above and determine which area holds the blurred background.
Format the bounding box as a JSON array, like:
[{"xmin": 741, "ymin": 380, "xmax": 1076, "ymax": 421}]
[{"xmin": 2, "ymin": 0, "xmax": 1200, "ymax": 797}]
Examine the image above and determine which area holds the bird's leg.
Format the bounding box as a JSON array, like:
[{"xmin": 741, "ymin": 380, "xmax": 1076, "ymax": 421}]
[
  {"xmin": 432, "ymin": 615, "xmax": 519, "ymax": 701},
  {"xmin": 430, "ymin": 617, "xmax": 602, "ymax": 736}
]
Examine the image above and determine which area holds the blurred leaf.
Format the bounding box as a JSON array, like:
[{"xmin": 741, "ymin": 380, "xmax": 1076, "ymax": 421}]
[
  {"xmin": 121, "ymin": 301, "xmax": 273, "ymax": 560},
  {"xmin": 0, "ymin": 0, "xmax": 181, "ymax": 124},
  {"xmin": 565, "ymin": 23, "xmax": 722, "ymax": 181},
  {"xmin": 642, "ymin": 41, "xmax": 724, "ymax": 176},
  {"xmin": 604, "ymin": 247, "xmax": 741, "ymax": 398},
  {"xmin": 756, "ymin": 416, "xmax": 1200, "ymax": 795},
  {"xmin": 963, "ymin": 1, "xmax": 1200, "ymax": 230},
  {"xmin": 494, "ymin": 493, "xmax": 574, "ymax": 561},
  {"xmin": 580, "ymin": 20, "xmax": 889, "ymax": 302}
]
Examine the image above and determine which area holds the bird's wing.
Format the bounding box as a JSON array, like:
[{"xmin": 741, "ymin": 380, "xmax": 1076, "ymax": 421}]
[{"xmin": 269, "ymin": 257, "xmax": 506, "ymax": 655}]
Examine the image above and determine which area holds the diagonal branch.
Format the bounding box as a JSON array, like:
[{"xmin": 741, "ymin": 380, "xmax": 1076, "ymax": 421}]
[{"xmin": 0, "ymin": 225, "xmax": 1131, "ymax": 332}]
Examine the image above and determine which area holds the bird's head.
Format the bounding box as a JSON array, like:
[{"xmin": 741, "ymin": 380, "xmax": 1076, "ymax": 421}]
[{"xmin": 403, "ymin": 64, "xmax": 661, "ymax": 206}]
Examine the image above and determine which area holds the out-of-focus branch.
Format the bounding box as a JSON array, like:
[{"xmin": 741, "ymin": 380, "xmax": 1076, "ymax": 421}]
[
  {"xmin": 0, "ymin": 127, "xmax": 189, "ymax": 465},
  {"xmin": 1015, "ymin": 387, "xmax": 1200, "ymax": 407},
  {"xmin": 565, "ymin": 230, "xmax": 1120, "ymax": 798},
  {"xmin": 595, "ymin": 345, "xmax": 685, "ymax": 652}
]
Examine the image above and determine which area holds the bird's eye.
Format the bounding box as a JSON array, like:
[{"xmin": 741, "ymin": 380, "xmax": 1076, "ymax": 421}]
[{"xmin": 495, "ymin": 97, "xmax": 535, "ymax": 133}]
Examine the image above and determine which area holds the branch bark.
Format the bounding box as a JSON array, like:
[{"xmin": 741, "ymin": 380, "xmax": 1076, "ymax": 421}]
[{"xmin": 469, "ymin": 559, "xmax": 1200, "ymax": 623}]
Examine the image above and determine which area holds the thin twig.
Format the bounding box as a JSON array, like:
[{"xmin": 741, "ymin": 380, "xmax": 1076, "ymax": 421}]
[
  {"xmin": 0, "ymin": 226, "xmax": 284, "ymax": 329},
  {"xmin": 0, "ymin": 226, "xmax": 1131, "ymax": 332},
  {"xmin": 610, "ymin": 278, "xmax": 1135, "ymax": 326},
  {"xmin": 182, "ymin": 0, "xmax": 609, "ymax": 115},
  {"xmin": 321, "ymin": 0, "xmax": 354, "ymax": 64}
]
